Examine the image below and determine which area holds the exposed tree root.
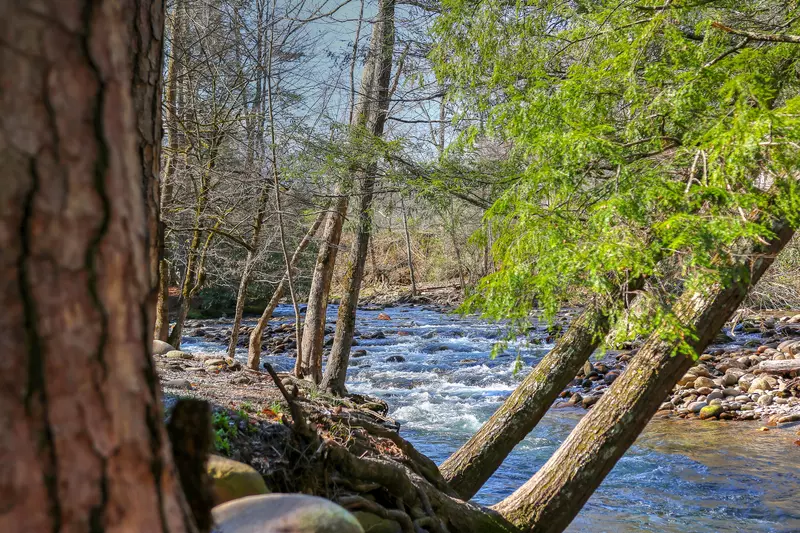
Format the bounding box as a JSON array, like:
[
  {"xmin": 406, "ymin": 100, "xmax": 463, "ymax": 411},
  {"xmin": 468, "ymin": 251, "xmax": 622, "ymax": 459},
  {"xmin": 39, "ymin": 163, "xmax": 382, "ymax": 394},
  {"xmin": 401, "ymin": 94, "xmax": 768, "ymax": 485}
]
[{"xmin": 260, "ymin": 370, "xmax": 519, "ymax": 532}]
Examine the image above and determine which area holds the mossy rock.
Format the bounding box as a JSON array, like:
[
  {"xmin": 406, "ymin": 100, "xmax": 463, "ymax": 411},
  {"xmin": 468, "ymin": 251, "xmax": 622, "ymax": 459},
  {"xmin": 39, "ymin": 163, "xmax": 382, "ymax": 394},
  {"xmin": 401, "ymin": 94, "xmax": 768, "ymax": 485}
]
[
  {"xmin": 353, "ymin": 512, "xmax": 402, "ymax": 533},
  {"xmin": 699, "ymin": 405, "xmax": 724, "ymax": 420},
  {"xmin": 207, "ymin": 455, "xmax": 268, "ymax": 505},
  {"xmin": 213, "ymin": 494, "xmax": 364, "ymax": 533}
]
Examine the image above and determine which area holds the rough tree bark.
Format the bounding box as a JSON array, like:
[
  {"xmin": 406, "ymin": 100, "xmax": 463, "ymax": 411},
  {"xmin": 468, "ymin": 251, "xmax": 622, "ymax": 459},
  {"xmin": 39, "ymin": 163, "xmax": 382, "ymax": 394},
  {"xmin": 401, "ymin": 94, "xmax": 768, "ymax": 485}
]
[
  {"xmin": 321, "ymin": 0, "xmax": 396, "ymax": 395},
  {"xmin": 126, "ymin": 0, "xmax": 166, "ymax": 334},
  {"xmin": 0, "ymin": 0, "xmax": 194, "ymax": 530},
  {"xmin": 493, "ymin": 220, "xmax": 795, "ymax": 533},
  {"xmin": 248, "ymin": 209, "xmax": 327, "ymax": 370}
]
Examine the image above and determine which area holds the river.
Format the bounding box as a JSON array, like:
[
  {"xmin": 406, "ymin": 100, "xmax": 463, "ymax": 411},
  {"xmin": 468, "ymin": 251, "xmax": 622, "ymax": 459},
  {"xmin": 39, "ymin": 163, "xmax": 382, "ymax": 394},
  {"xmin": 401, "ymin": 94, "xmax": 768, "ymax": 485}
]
[{"xmin": 183, "ymin": 304, "xmax": 800, "ymax": 533}]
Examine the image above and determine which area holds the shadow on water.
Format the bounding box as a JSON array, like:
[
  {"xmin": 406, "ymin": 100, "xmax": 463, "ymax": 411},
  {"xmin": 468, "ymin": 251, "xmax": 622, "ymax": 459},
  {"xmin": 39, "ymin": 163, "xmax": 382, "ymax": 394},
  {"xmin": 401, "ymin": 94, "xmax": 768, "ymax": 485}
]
[{"xmin": 183, "ymin": 304, "xmax": 800, "ymax": 533}]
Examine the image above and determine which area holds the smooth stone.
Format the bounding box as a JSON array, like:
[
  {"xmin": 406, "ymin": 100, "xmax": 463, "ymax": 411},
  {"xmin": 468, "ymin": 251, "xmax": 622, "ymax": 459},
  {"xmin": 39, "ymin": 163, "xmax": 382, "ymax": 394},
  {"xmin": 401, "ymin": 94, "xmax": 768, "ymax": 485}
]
[
  {"xmin": 207, "ymin": 455, "xmax": 269, "ymax": 506},
  {"xmin": 694, "ymin": 376, "xmax": 715, "ymax": 389},
  {"xmin": 153, "ymin": 340, "xmax": 176, "ymax": 356},
  {"xmin": 697, "ymin": 386, "xmax": 713, "ymax": 395},
  {"xmin": 734, "ymin": 395, "xmax": 750, "ymax": 402},
  {"xmin": 722, "ymin": 388, "xmax": 739, "ymax": 397},
  {"xmin": 351, "ymin": 350, "xmax": 368, "ymax": 358},
  {"xmin": 748, "ymin": 377, "xmax": 774, "ymax": 393},
  {"xmin": 385, "ymin": 355, "xmax": 405, "ymax": 363},
  {"xmin": 706, "ymin": 390, "xmax": 724, "ymax": 401},
  {"xmin": 757, "ymin": 394, "xmax": 773, "ymax": 406},
  {"xmin": 162, "ymin": 379, "xmax": 191, "ymax": 390},
  {"xmin": 582, "ymin": 395, "xmax": 599, "ymax": 408},
  {"xmin": 166, "ymin": 350, "xmax": 193, "ymax": 360},
  {"xmin": 213, "ymin": 494, "xmax": 363, "ymax": 533},
  {"xmin": 688, "ymin": 401, "xmax": 708, "ymax": 413},
  {"xmin": 699, "ymin": 404, "xmax": 724, "ymax": 420}
]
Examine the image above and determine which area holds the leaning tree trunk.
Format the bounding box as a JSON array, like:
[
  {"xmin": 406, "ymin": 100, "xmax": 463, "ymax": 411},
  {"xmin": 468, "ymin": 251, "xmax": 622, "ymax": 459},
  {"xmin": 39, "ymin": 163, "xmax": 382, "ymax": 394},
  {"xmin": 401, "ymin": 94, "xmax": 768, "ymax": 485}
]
[
  {"xmin": 248, "ymin": 209, "xmax": 327, "ymax": 370},
  {"xmin": 0, "ymin": 0, "xmax": 194, "ymax": 530},
  {"xmin": 440, "ymin": 300, "xmax": 614, "ymax": 499},
  {"xmin": 299, "ymin": 193, "xmax": 349, "ymax": 381},
  {"xmin": 493, "ymin": 220, "xmax": 795, "ymax": 533},
  {"xmin": 321, "ymin": 0, "xmax": 396, "ymax": 395}
]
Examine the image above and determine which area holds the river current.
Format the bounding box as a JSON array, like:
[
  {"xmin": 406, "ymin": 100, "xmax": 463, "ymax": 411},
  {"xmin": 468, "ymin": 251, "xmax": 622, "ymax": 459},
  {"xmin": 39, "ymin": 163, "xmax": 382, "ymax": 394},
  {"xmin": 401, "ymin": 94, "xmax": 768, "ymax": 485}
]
[{"xmin": 182, "ymin": 304, "xmax": 800, "ymax": 533}]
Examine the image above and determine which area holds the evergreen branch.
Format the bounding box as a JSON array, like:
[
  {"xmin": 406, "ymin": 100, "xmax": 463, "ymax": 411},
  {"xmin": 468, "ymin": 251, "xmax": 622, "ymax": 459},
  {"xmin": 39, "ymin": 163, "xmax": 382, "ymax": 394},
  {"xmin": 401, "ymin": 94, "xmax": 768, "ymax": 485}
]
[{"xmin": 711, "ymin": 22, "xmax": 800, "ymax": 44}]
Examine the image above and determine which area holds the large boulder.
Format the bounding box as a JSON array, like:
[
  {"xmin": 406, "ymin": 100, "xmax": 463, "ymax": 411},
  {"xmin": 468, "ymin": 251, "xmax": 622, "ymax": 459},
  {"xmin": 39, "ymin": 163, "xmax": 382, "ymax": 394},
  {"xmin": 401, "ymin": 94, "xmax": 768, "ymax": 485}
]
[
  {"xmin": 207, "ymin": 455, "xmax": 268, "ymax": 506},
  {"xmin": 153, "ymin": 340, "xmax": 175, "ymax": 356},
  {"xmin": 213, "ymin": 494, "xmax": 364, "ymax": 533}
]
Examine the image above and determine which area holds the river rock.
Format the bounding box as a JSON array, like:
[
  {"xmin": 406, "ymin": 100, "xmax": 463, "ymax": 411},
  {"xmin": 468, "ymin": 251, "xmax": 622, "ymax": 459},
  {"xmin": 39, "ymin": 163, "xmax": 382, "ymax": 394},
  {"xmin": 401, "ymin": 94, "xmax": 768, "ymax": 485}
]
[
  {"xmin": 581, "ymin": 395, "xmax": 599, "ymax": 408},
  {"xmin": 699, "ymin": 405, "xmax": 724, "ymax": 420},
  {"xmin": 352, "ymin": 350, "xmax": 368, "ymax": 358},
  {"xmin": 723, "ymin": 369, "xmax": 745, "ymax": 386},
  {"xmin": 207, "ymin": 455, "xmax": 269, "ymax": 506},
  {"xmin": 377, "ymin": 312, "xmax": 392, "ymax": 321},
  {"xmin": 162, "ymin": 379, "xmax": 192, "ymax": 390},
  {"xmin": 213, "ymin": 494, "xmax": 363, "ymax": 533},
  {"xmin": 694, "ymin": 376, "xmax": 715, "ymax": 389},
  {"xmin": 385, "ymin": 355, "xmax": 405, "ymax": 363},
  {"xmin": 697, "ymin": 386, "xmax": 713, "ymax": 396},
  {"xmin": 153, "ymin": 340, "xmax": 175, "ymax": 356},
  {"xmin": 166, "ymin": 350, "xmax": 193, "ymax": 360},
  {"xmin": 583, "ymin": 361, "xmax": 593, "ymax": 377},
  {"xmin": 707, "ymin": 390, "xmax": 724, "ymax": 401},
  {"xmin": 688, "ymin": 401, "xmax": 707, "ymax": 413},
  {"xmin": 757, "ymin": 394, "xmax": 773, "ymax": 407},
  {"xmin": 748, "ymin": 376, "xmax": 775, "ymax": 393}
]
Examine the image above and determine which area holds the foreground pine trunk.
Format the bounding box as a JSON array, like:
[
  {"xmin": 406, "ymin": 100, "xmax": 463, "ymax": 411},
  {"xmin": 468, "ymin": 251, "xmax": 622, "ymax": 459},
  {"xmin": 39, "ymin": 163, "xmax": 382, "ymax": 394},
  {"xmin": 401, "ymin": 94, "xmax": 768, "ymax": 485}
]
[
  {"xmin": 494, "ymin": 221, "xmax": 795, "ymax": 533},
  {"xmin": 0, "ymin": 1, "xmax": 193, "ymax": 530},
  {"xmin": 321, "ymin": 0, "xmax": 396, "ymax": 395},
  {"xmin": 440, "ymin": 302, "xmax": 613, "ymax": 499}
]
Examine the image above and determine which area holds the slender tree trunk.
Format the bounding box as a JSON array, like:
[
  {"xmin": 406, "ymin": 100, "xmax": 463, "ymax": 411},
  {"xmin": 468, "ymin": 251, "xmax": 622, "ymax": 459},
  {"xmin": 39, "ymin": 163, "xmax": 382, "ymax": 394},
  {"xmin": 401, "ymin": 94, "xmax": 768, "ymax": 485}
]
[
  {"xmin": 227, "ymin": 5, "xmax": 269, "ymax": 359},
  {"xmin": 400, "ymin": 194, "xmax": 417, "ymax": 296},
  {"xmin": 299, "ymin": 194, "xmax": 349, "ymax": 382},
  {"xmin": 248, "ymin": 209, "xmax": 327, "ymax": 370},
  {"xmin": 155, "ymin": 0, "xmax": 186, "ymax": 341},
  {"xmin": 494, "ymin": 221, "xmax": 795, "ymax": 533},
  {"xmin": 0, "ymin": 1, "xmax": 194, "ymax": 530},
  {"xmin": 321, "ymin": 0, "xmax": 396, "ymax": 395},
  {"xmin": 440, "ymin": 300, "xmax": 614, "ymax": 499}
]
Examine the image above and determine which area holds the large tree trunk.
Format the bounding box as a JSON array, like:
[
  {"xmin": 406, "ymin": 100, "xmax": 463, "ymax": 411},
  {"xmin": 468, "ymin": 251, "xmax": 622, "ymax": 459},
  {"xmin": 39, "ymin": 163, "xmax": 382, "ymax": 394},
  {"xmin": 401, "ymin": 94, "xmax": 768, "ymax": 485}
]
[
  {"xmin": 494, "ymin": 220, "xmax": 795, "ymax": 533},
  {"xmin": 299, "ymin": 194, "xmax": 349, "ymax": 382},
  {"xmin": 126, "ymin": 0, "xmax": 166, "ymax": 334},
  {"xmin": 154, "ymin": 0, "xmax": 186, "ymax": 342},
  {"xmin": 440, "ymin": 301, "xmax": 614, "ymax": 500},
  {"xmin": 321, "ymin": 0, "xmax": 396, "ymax": 395},
  {"xmin": 248, "ymin": 209, "xmax": 327, "ymax": 370},
  {"xmin": 0, "ymin": 0, "xmax": 194, "ymax": 530}
]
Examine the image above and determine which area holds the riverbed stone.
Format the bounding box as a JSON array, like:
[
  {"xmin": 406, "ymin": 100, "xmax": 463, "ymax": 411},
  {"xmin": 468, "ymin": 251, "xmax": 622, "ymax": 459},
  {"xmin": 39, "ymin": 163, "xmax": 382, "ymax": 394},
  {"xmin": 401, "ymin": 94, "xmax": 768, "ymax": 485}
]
[
  {"xmin": 385, "ymin": 355, "xmax": 405, "ymax": 363},
  {"xmin": 749, "ymin": 377, "xmax": 775, "ymax": 393},
  {"xmin": 213, "ymin": 494, "xmax": 363, "ymax": 533},
  {"xmin": 699, "ymin": 405, "xmax": 724, "ymax": 420},
  {"xmin": 688, "ymin": 401, "xmax": 707, "ymax": 413},
  {"xmin": 153, "ymin": 340, "xmax": 175, "ymax": 356},
  {"xmin": 694, "ymin": 376, "xmax": 715, "ymax": 389},
  {"xmin": 707, "ymin": 390, "xmax": 724, "ymax": 401},
  {"xmin": 757, "ymin": 394, "xmax": 773, "ymax": 407},
  {"xmin": 207, "ymin": 455, "xmax": 269, "ymax": 506},
  {"xmin": 166, "ymin": 350, "xmax": 193, "ymax": 360}
]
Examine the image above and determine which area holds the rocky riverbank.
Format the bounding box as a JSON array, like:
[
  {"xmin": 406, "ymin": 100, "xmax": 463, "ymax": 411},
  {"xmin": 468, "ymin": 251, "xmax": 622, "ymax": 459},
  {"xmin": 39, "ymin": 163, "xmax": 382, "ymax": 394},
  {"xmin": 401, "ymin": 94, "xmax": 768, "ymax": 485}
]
[{"xmin": 556, "ymin": 313, "xmax": 800, "ymax": 425}]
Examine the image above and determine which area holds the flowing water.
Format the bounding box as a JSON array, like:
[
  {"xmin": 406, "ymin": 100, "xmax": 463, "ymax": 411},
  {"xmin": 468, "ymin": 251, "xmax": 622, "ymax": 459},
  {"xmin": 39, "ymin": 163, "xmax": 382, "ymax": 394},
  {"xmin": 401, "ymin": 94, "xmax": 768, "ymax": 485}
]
[{"xmin": 184, "ymin": 304, "xmax": 800, "ymax": 533}]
